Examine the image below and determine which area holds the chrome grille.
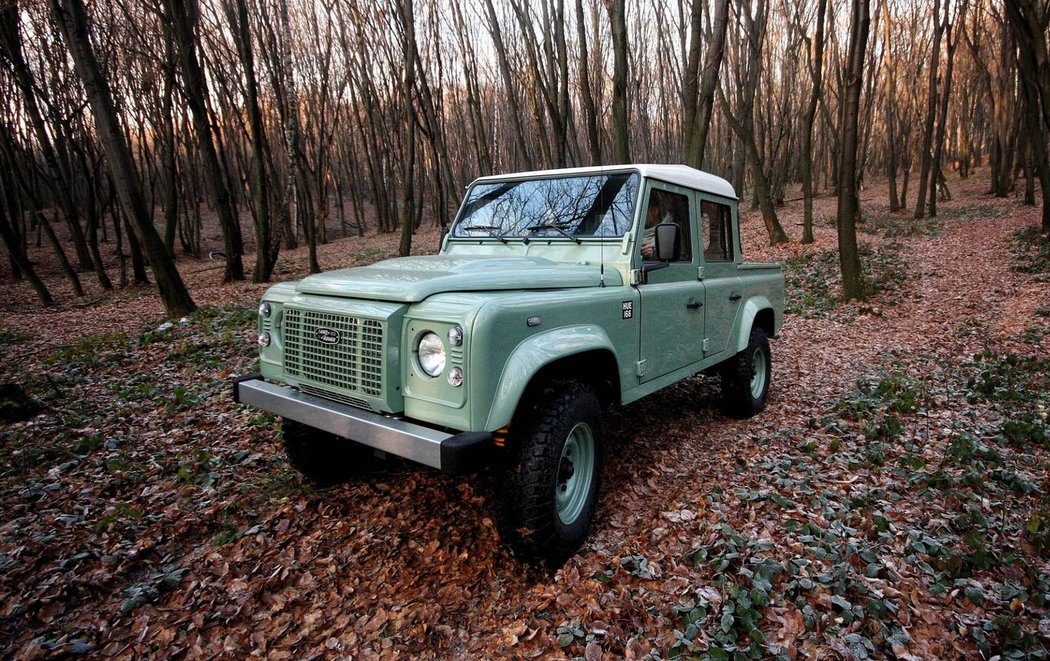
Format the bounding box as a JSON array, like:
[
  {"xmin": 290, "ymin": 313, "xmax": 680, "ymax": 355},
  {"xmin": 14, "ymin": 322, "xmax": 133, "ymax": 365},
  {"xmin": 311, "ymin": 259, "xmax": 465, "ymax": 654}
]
[{"xmin": 283, "ymin": 309, "xmax": 384, "ymax": 398}]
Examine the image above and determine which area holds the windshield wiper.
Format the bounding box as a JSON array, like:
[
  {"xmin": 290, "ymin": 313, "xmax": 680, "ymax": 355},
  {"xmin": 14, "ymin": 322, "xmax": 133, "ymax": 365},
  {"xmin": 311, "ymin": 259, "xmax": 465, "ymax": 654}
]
[
  {"xmin": 461, "ymin": 224, "xmax": 508, "ymax": 244},
  {"xmin": 526, "ymin": 223, "xmax": 582, "ymax": 244}
]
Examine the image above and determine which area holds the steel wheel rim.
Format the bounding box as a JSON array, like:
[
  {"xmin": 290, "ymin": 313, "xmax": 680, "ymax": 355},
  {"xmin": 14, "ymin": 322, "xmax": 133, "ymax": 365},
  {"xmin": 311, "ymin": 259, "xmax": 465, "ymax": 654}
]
[
  {"xmin": 750, "ymin": 347, "xmax": 767, "ymax": 399},
  {"xmin": 556, "ymin": 422, "xmax": 595, "ymax": 525}
]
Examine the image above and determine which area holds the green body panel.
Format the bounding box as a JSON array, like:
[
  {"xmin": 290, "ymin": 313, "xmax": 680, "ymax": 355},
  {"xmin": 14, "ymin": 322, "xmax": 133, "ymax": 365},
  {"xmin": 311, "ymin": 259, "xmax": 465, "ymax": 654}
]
[
  {"xmin": 480, "ymin": 321, "xmax": 623, "ymax": 432},
  {"xmin": 735, "ymin": 293, "xmax": 780, "ymax": 352},
  {"xmin": 393, "ymin": 286, "xmax": 638, "ymax": 432},
  {"xmin": 452, "ymin": 287, "xmax": 638, "ymax": 432},
  {"xmin": 252, "ymin": 167, "xmax": 785, "ymax": 441},
  {"xmin": 257, "ymin": 282, "xmax": 299, "ymax": 380},
  {"xmin": 295, "ymin": 255, "xmax": 622, "ymax": 302},
  {"xmin": 401, "ymin": 294, "xmax": 481, "ymax": 430}
]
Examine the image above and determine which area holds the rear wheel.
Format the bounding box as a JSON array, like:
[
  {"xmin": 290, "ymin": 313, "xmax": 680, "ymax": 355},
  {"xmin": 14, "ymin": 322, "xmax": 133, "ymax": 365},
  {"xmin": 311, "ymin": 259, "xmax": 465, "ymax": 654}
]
[
  {"xmin": 720, "ymin": 326, "xmax": 772, "ymax": 418},
  {"xmin": 498, "ymin": 381, "xmax": 604, "ymax": 565},
  {"xmin": 281, "ymin": 419, "xmax": 376, "ymax": 486}
]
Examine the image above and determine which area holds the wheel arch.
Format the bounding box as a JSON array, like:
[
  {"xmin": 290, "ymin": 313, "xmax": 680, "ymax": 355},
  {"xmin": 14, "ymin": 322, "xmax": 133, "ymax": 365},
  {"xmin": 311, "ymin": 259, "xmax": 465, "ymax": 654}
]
[
  {"xmin": 483, "ymin": 328, "xmax": 620, "ymax": 431},
  {"xmin": 733, "ymin": 297, "xmax": 776, "ymax": 353}
]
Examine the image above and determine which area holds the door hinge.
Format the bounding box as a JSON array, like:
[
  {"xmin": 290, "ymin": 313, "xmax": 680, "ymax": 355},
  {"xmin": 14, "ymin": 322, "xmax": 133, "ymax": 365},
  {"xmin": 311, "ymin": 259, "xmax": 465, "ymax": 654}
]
[
  {"xmin": 702, "ymin": 338, "xmax": 710, "ymax": 353},
  {"xmin": 697, "ymin": 266, "xmax": 704, "ymax": 280},
  {"xmin": 635, "ymin": 359, "xmax": 648, "ymax": 377}
]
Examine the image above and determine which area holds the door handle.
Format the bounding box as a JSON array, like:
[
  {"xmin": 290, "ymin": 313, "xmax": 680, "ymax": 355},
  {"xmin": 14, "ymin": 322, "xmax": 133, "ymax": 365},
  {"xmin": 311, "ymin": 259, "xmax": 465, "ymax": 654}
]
[
  {"xmin": 729, "ymin": 293, "xmax": 742, "ymax": 301},
  {"xmin": 686, "ymin": 298, "xmax": 703, "ymax": 309}
]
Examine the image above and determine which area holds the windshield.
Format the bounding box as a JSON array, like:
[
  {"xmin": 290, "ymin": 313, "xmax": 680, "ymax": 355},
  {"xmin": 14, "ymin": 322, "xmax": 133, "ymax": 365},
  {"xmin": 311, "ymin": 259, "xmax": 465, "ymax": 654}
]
[{"xmin": 451, "ymin": 173, "xmax": 640, "ymax": 240}]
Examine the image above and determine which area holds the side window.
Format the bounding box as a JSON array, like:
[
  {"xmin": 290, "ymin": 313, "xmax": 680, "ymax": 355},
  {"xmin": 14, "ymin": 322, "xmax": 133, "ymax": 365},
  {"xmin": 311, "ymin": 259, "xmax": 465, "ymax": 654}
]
[
  {"xmin": 702, "ymin": 200, "xmax": 733, "ymax": 262},
  {"xmin": 642, "ymin": 189, "xmax": 692, "ymax": 262}
]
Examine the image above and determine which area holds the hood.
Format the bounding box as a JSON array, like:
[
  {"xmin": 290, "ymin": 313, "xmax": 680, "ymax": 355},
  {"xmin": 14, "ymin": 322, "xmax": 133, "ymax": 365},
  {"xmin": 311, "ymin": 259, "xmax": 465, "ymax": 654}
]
[{"xmin": 294, "ymin": 255, "xmax": 622, "ymax": 302}]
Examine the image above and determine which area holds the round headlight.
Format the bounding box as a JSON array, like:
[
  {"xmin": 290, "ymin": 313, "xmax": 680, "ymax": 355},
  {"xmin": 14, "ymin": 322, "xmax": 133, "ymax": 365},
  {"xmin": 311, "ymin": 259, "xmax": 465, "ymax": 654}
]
[
  {"xmin": 258, "ymin": 332, "xmax": 272, "ymax": 347},
  {"xmin": 417, "ymin": 332, "xmax": 446, "ymax": 377},
  {"xmin": 258, "ymin": 302, "xmax": 272, "ymax": 318},
  {"xmin": 448, "ymin": 326, "xmax": 464, "ymax": 346}
]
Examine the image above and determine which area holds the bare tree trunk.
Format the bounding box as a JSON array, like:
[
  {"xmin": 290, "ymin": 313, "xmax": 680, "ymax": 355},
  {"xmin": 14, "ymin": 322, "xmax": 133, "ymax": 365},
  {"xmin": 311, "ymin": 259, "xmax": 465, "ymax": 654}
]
[
  {"xmin": 397, "ymin": 0, "xmax": 417, "ymax": 257},
  {"xmin": 450, "ymin": 0, "xmax": 493, "ymax": 172},
  {"xmin": 483, "ymin": 0, "xmax": 533, "ymax": 168},
  {"xmin": 1005, "ymin": 0, "xmax": 1050, "ymax": 233},
  {"xmin": 160, "ymin": 35, "xmax": 180, "ymax": 258},
  {"xmin": 121, "ymin": 212, "xmax": 150, "ymax": 286},
  {"xmin": 929, "ymin": 9, "xmax": 961, "ymax": 217},
  {"xmin": 721, "ymin": 97, "xmax": 789, "ymax": 245},
  {"xmin": 608, "ymin": 0, "xmax": 631, "ymax": 164},
  {"xmin": 508, "ymin": 0, "xmax": 570, "ymax": 167},
  {"xmin": 0, "ymin": 122, "xmax": 84, "ymax": 296},
  {"xmin": 223, "ymin": 0, "xmax": 278, "ymax": 282},
  {"xmin": 882, "ymin": 0, "xmax": 900, "ymax": 212},
  {"xmin": 51, "ymin": 0, "xmax": 196, "ymax": 317},
  {"xmin": 719, "ymin": 0, "xmax": 788, "ymax": 245},
  {"xmin": 38, "ymin": 210, "xmax": 82, "ymax": 295},
  {"xmin": 682, "ymin": 0, "xmax": 730, "ymax": 169},
  {"xmin": 914, "ymin": 0, "xmax": 944, "ymax": 219},
  {"xmin": 0, "ymin": 6, "xmax": 108, "ymax": 286},
  {"xmin": 801, "ymin": 0, "xmax": 828, "ymax": 243},
  {"xmin": 408, "ymin": 13, "xmax": 456, "ymax": 225},
  {"xmin": 0, "ymin": 186, "xmax": 52, "ymax": 305},
  {"xmin": 838, "ymin": 0, "xmax": 870, "ymax": 301},
  {"xmin": 165, "ymin": 0, "xmax": 244, "ymax": 282},
  {"xmin": 575, "ymin": 0, "xmax": 601, "ymax": 164}
]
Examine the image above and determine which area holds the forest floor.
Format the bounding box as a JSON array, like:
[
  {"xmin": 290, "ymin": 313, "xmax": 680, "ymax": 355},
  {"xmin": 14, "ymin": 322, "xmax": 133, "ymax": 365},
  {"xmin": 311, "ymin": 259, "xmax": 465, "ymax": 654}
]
[{"xmin": 1, "ymin": 173, "xmax": 1049, "ymax": 659}]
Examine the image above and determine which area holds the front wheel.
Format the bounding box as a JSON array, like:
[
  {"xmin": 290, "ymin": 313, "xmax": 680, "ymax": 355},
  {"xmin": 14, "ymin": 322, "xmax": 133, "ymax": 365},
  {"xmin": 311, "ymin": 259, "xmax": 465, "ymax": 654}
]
[
  {"xmin": 281, "ymin": 419, "xmax": 377, "ymax": 486},
  {"xmin": 720, "ymin": 326, "xmax": 772, "ymax": 418},
  {"xmin": 498, "ymin": 381, "xmax": 605, "ymax": 565}
]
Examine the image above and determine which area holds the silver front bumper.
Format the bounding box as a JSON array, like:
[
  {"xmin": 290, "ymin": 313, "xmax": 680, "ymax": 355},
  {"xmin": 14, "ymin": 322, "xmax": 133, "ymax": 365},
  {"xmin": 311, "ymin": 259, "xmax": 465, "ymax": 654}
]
[{"xmin": 235, "ymin": 376, "xmax": 489, "ymax": 472}]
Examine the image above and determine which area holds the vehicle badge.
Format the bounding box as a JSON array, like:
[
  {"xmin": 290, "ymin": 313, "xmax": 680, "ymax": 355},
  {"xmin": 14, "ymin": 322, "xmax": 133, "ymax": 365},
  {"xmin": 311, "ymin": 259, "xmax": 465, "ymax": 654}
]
[{"xmin": 315, "ymin": 327, "xmax": 341, "ymax": 345}]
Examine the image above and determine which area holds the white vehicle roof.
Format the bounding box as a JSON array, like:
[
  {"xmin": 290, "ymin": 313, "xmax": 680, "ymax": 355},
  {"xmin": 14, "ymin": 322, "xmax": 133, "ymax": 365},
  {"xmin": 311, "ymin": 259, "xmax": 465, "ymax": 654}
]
[{"xmin": 472, "ymin": 163, "xmax": 738, "ymax": 200}]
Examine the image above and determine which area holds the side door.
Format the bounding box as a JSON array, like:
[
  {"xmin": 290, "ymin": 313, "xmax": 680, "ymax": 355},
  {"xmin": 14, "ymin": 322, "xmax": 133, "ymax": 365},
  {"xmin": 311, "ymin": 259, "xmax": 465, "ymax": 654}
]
[
  {"xmin": 698, "ymin": 196, "xmax": 743, "ymax": 359},
  {"xmin": 637, "ymin": 182, "xmax": 706, "ymax": 382}
]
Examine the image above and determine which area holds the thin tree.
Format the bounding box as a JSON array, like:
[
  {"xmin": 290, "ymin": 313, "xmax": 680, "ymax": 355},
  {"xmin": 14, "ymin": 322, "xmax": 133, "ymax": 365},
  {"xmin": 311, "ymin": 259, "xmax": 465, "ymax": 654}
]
[
  {"xmin": 929, "ymin": 3, "xmax": 963, "ymax": 216},
  {"xmin": 0, "ymin": 6, "xmax": 109, "ymax": 288},
  {"xmin": 914, "ymin": 0, "xmax": 944, "ymax": 219},
  {"xmin": 1005, "ymin": 0, "xmax": 1050, "ymax": 233},
  {"xmin": 575, "ymin": 0, "xmax": 601, "ymax": 164},
  {"xmin": 164, "ymin": 0, "xmax": 244, "ymax": 282},
  {"xmin": 800, "ymin": 0, "xmax": 828, "ymax": 243},
  {"xmin": 396, "ymin": 0, "xmax": 417, "ymax": 257},
  {"xmin": 682, "ymin": 0, "xmax": 731, "ymax": 169},
  {"xmin": 483, "ymin": 0, "xmax": 533, "ymax": 168},
  {"xmin": 0, "ymin": 168, "xmax": 53, "ymax": 305},
  {"xmin": 719, "ymin": 0, "xmax": 789, "ymax": 245},
  {"xmin": 838, "ymin": 0, "xmax": 871, "ymax": 300},
  {"xmin": 607, "ymin": 0, "xmax": 631, "ymax": 164},
  {"xmin": 50, "ymin": 0, "xmax": 196, "ymax": 317},
  {"xmin": 881, "ymin": 0, "xmax": 901, "ymax": 211},
  {"xmin": 222, "ymin": 0, "xmax": 279, "ymax": 282}
]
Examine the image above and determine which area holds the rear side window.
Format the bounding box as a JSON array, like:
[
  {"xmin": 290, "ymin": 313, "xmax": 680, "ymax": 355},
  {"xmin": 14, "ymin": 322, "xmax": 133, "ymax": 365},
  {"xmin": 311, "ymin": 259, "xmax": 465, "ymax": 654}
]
[{"xmin": 701, "ymin": 200, "xmax": 733, "ymax": 262}]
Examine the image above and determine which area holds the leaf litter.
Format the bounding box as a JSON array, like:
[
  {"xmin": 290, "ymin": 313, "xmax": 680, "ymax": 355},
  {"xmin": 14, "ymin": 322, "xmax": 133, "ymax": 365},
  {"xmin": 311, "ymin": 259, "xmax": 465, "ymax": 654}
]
[{"xmin": 1, "ymin": 176, "xmax": 1049, "ymax": 658}]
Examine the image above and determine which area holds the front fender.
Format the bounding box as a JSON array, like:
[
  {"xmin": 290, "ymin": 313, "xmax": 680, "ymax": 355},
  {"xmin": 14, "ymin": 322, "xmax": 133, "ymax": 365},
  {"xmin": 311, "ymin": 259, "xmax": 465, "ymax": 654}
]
[
  {"xmin": 733, "ymin": 296, "xmax": 774, "ymax": 353},
  {"xmin": 483, "ymin": 325, "xmax": 617, "ymax": 430}
]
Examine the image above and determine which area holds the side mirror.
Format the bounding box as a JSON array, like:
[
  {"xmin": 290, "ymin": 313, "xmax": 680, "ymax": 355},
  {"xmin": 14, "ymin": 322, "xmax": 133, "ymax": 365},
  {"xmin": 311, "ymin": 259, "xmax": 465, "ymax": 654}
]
[{"xmin": 655, "ymin": 222, "xmax": 679, "ymax": 262}]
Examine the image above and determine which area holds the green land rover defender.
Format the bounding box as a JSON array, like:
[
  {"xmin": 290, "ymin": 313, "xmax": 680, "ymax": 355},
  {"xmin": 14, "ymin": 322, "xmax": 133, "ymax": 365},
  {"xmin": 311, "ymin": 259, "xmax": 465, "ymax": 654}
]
[{"xmin": 235, "ymin": 164, "xmax": 785, "ymax": 563}]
